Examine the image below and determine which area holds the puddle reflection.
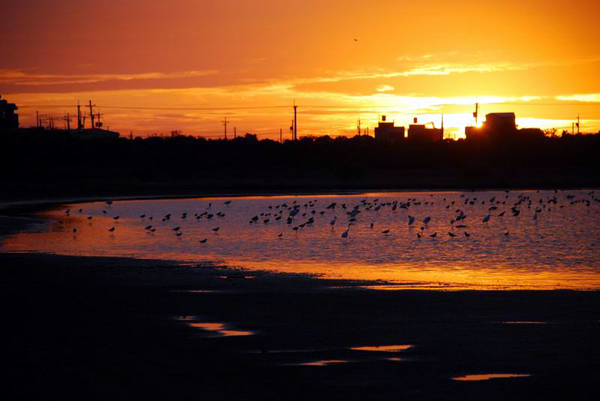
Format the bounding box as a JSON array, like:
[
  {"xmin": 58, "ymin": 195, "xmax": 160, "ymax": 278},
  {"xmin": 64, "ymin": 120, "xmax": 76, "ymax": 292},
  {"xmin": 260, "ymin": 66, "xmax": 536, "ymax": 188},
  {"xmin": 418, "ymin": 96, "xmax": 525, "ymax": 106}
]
[
  {"xmin": 453, "ymin": 373, "xmax": 530, "ymax": 381},
  {"xmin": 352, "ymin": 345, "xmax": 413, "ymax": 352},
  {"xmin": 299, "ymin": 360, "xmax": 349, "ymax": 367},
  {"xmin": 175, "ymin": 317, "xmax": 255, "ymax": 337}
]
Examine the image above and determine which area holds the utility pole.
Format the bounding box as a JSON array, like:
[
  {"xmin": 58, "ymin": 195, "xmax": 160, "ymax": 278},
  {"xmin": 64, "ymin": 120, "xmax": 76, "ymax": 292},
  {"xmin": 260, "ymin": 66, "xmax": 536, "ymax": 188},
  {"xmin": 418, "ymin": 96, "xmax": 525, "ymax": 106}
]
[
  {"xmin": 577, "ymin": 114, "xmax": 581, "ymax": 134},
  {"xmin": 441, "ymin": 114, "xmax": 445, "ymax": 138},
  {"xmin": 234, "ymin": 126, "xmax": 237, "ymax": 139},
  {"xmin": 293, "ymin": 101, "xmax": 298, "ymax": 141},
  {"xmin": 64, "ymin": 113, "xmax": 72, "ymax": 131},
  {"xmin": 280, "ymin": 128, "xmax": 283, "ymax": 144},
  {"xmin": 130, "ymin": 131, "xmax": 133, "ymax": 140},
  {"xmin": 77, "ymin": 102, "xmax": 82, "ymax": 131},
  {"xmin": 357, "ymin": 118, "xmax": 361, "ymax": 137},
  {"xmin": 222, "ymin": 117, "xmax": 228, "ymax": 139},
  {"xmin": 473, "ymin": 103, "xmax": 479, "ymax": 126},
  {"xmin": 36, "ymin": 110, "xmax": 40, "ymax": 128},
  {"xmin": 88, "ymin": 100, "xmax": 95, "ymax": 130},
  {"xmin": 95, "ymin": 110, "xmax": 103, "ymax": 129}
]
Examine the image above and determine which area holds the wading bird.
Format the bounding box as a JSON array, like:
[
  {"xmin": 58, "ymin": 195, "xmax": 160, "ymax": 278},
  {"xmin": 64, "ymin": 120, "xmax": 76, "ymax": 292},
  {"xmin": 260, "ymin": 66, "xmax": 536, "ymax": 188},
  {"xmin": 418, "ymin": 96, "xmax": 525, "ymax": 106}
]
[{"xmin": 341, "ymin": 224, "xmax": 352, "ymax": 239}]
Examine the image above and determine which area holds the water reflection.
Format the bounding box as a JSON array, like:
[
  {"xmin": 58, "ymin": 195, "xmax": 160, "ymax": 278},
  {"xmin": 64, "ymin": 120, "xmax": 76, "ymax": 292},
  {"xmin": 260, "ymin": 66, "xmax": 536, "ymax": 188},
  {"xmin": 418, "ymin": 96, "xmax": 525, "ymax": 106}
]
[
  {"xmin": 298, "ymin": 360, "xmax": 349, "ymax": 367},
  {"xmin": 3, "ymin": 190, "xmax": 600, "ymax": 290},
  {"xmin": 174, "ymin": 317, "xmax": 254, "ymax": 337},
  {"xmin": 351, "ymin": 345, "xmax": 413, "ymax": 352},
  {"xmin": 188, "ymin": 322, "xmax": 255, "ymax": 337},
  {"xmin": 452, "ymin": 374, "xmax": 530, "ymax": 381}
]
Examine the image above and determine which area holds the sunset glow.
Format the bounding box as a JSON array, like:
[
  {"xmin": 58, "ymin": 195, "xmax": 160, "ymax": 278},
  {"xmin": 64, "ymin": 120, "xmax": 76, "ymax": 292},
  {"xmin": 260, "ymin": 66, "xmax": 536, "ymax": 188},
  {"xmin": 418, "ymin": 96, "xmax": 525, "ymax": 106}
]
[{"xmin": 2, "ymin": 0, "xmax": 599, "ymax": 138}]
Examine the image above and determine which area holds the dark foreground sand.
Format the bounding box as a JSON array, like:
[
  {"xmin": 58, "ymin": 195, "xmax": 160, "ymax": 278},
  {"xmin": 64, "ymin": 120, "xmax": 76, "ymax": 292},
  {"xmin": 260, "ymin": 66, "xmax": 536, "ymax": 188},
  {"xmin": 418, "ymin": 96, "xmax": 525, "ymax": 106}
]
[{"xmin": 2, "ymin": 252, "xmax": 600, "ymax": 401}]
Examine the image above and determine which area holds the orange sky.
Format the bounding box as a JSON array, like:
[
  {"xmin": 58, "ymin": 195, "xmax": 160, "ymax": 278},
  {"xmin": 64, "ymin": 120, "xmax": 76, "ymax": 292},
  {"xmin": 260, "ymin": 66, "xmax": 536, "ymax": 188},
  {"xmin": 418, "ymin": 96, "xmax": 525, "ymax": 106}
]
[{"xmin": 1, "ymin": 0, "xmax": 599, "ymax": 138}]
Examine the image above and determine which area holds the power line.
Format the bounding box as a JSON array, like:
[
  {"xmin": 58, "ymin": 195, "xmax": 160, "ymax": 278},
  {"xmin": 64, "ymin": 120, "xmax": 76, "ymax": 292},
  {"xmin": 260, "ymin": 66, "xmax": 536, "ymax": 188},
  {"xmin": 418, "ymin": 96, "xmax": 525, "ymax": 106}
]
[{"xmin": 16, "ymin": 104, "xmax": 291, "ymax": 111}]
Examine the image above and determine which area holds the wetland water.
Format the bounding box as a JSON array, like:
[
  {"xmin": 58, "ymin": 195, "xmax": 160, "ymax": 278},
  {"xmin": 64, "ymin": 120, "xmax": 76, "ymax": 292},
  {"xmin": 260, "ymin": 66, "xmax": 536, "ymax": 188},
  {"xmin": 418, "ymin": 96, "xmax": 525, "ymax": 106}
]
[{"xmin": 2, "ymin": 190, "xmax": 599, "ymax": 290}]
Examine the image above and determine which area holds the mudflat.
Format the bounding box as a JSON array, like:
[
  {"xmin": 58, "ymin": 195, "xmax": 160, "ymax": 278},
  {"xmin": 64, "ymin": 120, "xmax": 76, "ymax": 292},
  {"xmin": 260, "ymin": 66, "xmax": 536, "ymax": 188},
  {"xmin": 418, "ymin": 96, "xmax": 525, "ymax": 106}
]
[{"xmin": 2, "ymin": 252, "xmax": 599, "ymax": 401}]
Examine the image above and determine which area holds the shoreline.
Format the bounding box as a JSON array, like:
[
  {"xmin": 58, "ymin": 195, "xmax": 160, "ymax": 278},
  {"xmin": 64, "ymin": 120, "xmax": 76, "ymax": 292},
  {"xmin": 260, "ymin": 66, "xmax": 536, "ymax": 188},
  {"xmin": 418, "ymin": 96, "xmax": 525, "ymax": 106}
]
[{"xmin": 2, "ymin": 184, "xmax": 598, "ymax": 215}]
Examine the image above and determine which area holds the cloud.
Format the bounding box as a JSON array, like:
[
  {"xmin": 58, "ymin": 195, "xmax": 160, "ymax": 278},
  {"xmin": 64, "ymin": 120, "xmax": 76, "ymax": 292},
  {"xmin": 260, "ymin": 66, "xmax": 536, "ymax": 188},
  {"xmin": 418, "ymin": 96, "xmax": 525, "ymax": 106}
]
[
  {"xmin": 376, "ymin": 85, "xmax": 394, "ymax": 93},
  {"xmin": 0, "ymin": 69, "xmax": 218, "ymax": 86},
  {"xmin": 394, "ymin": 53, "xmax": 600, "ymax": 77},
  {"xmin": 555, "ymin": 94, "xmax": 600, "ymax": 103}
]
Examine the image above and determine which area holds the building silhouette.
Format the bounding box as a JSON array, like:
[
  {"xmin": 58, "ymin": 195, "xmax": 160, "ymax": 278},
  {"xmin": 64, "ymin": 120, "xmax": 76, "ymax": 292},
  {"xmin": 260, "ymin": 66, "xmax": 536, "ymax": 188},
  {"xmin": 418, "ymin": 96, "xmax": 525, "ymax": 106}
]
[
  {"xmin": 466, "ymin": 112, "xmax": 525, "ymax": 141},
  {"xmin": 484, "ymin": 112, "xmax": 516, "ymax": 132},
  {"xmin": 74, "ymin": 128, "xmax": 120, "ymax": 140},
  {"xmin": 407, "ymin": 117, "xmax": 443, "ymax": 142},
  {"xmin": 374, "ymin": 115, "xmax": 405, "ymax": 142},
  {"xmin": 0, "ymin": 95, "xmax": 19, "ymax": 131}
]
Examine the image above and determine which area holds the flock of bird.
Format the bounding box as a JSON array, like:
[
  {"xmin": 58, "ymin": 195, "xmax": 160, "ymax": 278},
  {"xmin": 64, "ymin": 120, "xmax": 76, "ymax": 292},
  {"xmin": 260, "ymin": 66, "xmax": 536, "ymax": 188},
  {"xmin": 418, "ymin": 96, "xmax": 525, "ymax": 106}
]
[{"xmin": 57, "ymin": 190, "xmax": 599, "ymax": 248}]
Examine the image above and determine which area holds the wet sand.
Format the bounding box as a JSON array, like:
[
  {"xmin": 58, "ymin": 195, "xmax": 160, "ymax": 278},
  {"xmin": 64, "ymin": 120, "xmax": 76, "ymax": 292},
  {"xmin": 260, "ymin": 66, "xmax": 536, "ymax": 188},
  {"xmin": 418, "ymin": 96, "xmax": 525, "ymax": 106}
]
[{"xmin": 2, "ymin": 252, "xmax": 600, "ymax": 400}]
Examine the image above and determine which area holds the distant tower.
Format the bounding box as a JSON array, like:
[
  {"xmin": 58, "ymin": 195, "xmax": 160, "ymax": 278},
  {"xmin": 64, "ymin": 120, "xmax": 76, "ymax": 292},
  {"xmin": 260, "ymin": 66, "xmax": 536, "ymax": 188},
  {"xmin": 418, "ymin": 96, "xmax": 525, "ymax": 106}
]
[
  {"xmin": 222, "ymin": 117, "xmax": 228, "ymax": 139},
  {"xmin": 293, "ymin": 101, "xmax": 298, "ymax": 140},
  {"xmin": 473, "ymin": 103, "xmax": 479, "ymax": 126}
]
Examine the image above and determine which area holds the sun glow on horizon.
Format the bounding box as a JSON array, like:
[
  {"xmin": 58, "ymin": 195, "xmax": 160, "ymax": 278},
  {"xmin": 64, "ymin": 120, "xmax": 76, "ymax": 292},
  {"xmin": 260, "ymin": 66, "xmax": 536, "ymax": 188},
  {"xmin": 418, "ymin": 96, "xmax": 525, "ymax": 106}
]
[{"xmin": 2, "ymin": 0, "xmax": 599, "ymax": 137}]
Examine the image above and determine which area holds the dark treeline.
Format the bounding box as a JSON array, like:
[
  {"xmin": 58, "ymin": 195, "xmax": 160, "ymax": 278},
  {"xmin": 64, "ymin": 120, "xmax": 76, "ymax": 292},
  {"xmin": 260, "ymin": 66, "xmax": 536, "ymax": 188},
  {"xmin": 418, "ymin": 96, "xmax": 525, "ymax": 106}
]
[{"xmin": 2, "ymin": 129, "xmax": 600, "ymax": 200}]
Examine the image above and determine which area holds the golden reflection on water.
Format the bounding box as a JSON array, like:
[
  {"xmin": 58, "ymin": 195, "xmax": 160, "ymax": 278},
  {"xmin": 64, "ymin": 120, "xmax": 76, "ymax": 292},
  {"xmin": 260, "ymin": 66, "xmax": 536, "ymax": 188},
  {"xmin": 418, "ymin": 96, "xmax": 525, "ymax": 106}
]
[
  {"xmin": 351, "ymin": 345, "xmax": 413, "ymax": 352},
  {"xmin": 2, "ymin": 191, "xmax": 600, "ymax": 290},
  {"xmin": 187, "ymin": 322, "xmax": 254, "ymax": 337},
  {"xmin": 452, "ymin": 374, "xmax": 531, "ymax": 381},
  {"xmin": 299, "ymin": 360, "xmax": 349, "ymax": 367}
]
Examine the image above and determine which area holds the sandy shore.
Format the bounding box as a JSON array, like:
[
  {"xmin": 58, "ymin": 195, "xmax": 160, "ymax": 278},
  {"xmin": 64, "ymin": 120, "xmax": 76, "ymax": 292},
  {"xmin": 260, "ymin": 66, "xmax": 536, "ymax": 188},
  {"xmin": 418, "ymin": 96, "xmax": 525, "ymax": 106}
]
[{"xmin": 2, "ymin": 252, "xmax": 600, "ymax": 401}]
